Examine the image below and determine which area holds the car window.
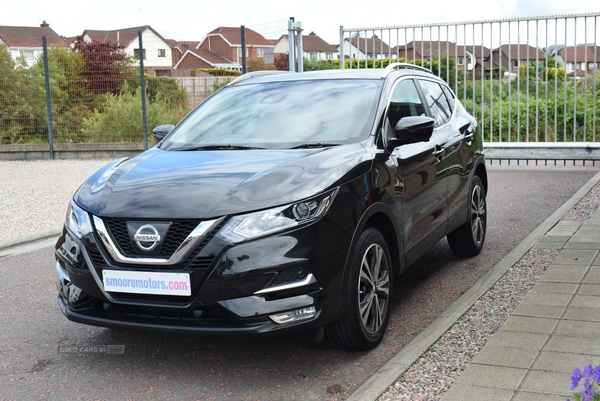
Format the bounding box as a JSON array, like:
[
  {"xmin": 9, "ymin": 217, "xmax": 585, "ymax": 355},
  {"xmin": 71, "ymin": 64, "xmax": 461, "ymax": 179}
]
[
  {"xmin": 441, "ymin": 84, "xmax": 456, "ymax": 112},
  {"xmin": 161, "ymin": 79, "xmax": 382, "ymax": 150},
  {"xmin": 417, "ymin": 79, "xmax": 453, "ymax": 127},
  {"xmin": 387, "ymin": 79, "xmax": 425, "ymax": 129}
]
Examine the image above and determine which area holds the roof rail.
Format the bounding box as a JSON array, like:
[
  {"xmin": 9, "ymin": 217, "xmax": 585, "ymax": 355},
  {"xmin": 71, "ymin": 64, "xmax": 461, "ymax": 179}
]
[
  {"xmin": 382, "ymin": 62, "xmax": 432, "ymax": 78},
  {"xmin": 227, "ymin": 70, "xmax": 295, "ymax": 86}
]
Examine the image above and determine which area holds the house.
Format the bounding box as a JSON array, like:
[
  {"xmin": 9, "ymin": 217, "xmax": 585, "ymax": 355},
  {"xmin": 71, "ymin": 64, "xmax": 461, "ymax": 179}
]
[
  {"xmin": 172, "ymin": 48, "xmax": 237, "ymax": 72},
  {"xmin": 392, "ymin": 41, "xmax": 490, "ymax": 71},
  {"xmin": 552, "ymin": 45, "xmax": 599, "ymax": 74},
  {"xmin": 0, "ymin": 21, "xmax": 67, "ymax": 67},
  {"xmin": 274, "ymin": 32, "xmax": 337, "ymax": 61},
  {"xmin": 489, "ymin": 44, "xmax": 545, "ymax": 73},
  {"xmin": 166, "ymin": 40, "xmax": 200, "ymax": 67},
  {"xmin": 339, "ymin": 35, "xmax": 391, "ymax": 59},
  {"xmin": 177, "ymin": 26, "xmax": 274, "ymax": 71},
  {"xmin": 81, "ymin": 25, "xmax": 173, "ymax": 76}
]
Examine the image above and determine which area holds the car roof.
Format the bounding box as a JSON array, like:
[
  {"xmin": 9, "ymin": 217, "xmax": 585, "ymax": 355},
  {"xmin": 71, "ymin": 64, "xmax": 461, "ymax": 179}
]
[{"xmin": 228, "ymin": 63, "xmax": 439, "ymax": 86}]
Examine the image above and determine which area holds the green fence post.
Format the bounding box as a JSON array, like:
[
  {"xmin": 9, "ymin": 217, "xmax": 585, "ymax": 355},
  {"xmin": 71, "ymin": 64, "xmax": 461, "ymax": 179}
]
[{"xmin": 42, "ymin": 36, "xmax": 54, "ymax": 159}]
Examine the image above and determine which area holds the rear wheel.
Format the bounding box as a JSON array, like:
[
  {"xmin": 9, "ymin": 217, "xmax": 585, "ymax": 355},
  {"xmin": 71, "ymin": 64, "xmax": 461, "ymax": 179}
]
[
  {"xmin": 326, "ymin": 228, "xmax": 392, "ymax": 351},
  {"xmin": 447, "ymin": 175, "xmax": 486, "ymax": 256}
]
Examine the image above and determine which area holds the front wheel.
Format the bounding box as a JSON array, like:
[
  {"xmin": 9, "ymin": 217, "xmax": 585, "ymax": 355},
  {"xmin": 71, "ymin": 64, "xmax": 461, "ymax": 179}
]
[
  {"xmin": 447, "ymin": 175, "xmax": 487, "ymax": 256},
  {"xmin": 326, "ymin": 228, "xmax": 393, "ymax": 351}
]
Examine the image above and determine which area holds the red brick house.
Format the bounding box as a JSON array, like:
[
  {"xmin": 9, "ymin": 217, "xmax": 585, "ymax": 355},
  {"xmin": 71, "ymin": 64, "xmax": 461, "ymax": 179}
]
[{"xmin": 174, "ymin": 26, "xmax": 274, "ymax": 71}]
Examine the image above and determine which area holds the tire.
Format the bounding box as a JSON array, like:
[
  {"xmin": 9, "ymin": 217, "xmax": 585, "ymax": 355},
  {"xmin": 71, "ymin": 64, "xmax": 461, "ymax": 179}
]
[
  {"xmin": 447, "ymin": 175, "xmax": 487, "ymax": 256},
  {"xmin": 326, "ymin": 228, "xmax": 393, "ymax": 351}
]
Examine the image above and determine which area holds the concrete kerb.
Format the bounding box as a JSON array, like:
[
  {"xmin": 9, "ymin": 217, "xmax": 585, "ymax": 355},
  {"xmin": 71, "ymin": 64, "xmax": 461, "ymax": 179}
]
[
  {"xmin": 0, "ymin": 229, "xmax": 61, "ymax": 252},
  {"xmin": 346, "ymin": 169, "xmax": 600, "ymax": 401}
]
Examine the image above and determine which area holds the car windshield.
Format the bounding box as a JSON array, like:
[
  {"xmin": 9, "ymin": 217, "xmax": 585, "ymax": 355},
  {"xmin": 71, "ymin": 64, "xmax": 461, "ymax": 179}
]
[{"xmin": 161, "ymin": 79, "xmax": 382, "ymax": 150}]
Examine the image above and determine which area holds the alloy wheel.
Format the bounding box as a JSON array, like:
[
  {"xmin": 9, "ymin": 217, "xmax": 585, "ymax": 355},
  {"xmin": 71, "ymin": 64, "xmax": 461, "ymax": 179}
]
[
  {"xmin": 358, "ymin": 243, "xmax": 390, "ymax": 335},
  {"xmin": 470, "ymin": 183, "xmax": 486, "ymax": 247}
]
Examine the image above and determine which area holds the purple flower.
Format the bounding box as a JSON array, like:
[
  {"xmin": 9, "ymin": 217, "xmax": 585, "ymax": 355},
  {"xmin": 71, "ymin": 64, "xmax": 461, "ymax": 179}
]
[
  {"xmin": 572, "ymin": 367, "xmax": 582, "ymax": 391},
  {"xmin": 594, "ymin": 366, "xmax": 600, "ymax": 383},
  {"xmin": 584, "ymin": 364, "xmax": 594, "ymax": 377},
  {"xmin": 581, "ymin": 378, "xmax": 596, "ymax": 401}
]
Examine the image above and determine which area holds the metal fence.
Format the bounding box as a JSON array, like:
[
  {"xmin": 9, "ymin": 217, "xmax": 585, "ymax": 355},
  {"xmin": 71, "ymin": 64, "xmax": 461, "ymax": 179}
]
[
  {"xmin": 1, "ymin": 16, "xmax": 600, "ymax": 163},
  {"xmin": 0, "ymin": 27, "xmax": 252, "ymax": 154},
  {"xmin": 339, "ymin": 13, "xmax": 600, "ymax": 164}
]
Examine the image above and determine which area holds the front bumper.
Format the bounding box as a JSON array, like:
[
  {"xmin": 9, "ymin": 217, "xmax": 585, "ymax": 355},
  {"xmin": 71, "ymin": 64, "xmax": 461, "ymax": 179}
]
[{"xmin": 54, "ymin": 214, "xmax": 350, "ymax": 336}]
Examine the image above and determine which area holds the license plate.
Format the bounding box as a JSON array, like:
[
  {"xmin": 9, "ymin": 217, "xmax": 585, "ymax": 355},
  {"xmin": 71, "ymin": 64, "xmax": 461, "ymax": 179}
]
[{"xmin": 102, "ymin": 270, "xmax": 191, "ymax": 296}]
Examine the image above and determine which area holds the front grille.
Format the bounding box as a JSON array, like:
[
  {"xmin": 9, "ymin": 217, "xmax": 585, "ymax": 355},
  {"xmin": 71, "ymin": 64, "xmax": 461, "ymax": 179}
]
[
  {"xmin": 87, "ymin": 218, "xmax": 227, "ymax": 306},
  {"xmin": 86, "ymin": 218, "xmax": 226, "ymax": 306},
  {"xmin": 104, "ymin": 218, "xmax": 200, "ymax": 258}
]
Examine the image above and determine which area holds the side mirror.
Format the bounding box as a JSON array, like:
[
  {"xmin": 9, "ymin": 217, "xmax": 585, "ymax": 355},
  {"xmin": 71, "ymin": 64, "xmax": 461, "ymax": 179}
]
[
  {"xmin": 386, "ymin": 116, "xmax": 435, "ymax": 150},
  {"xmin": 152, "ymin": 124, "xmax": 175, "ymax": 144}
]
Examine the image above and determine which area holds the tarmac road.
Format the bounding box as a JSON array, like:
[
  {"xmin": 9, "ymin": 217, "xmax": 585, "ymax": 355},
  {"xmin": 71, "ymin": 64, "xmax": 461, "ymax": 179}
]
[{"xmin": 0, "ymin": 163, "xmax": 598, "ymax": 401}]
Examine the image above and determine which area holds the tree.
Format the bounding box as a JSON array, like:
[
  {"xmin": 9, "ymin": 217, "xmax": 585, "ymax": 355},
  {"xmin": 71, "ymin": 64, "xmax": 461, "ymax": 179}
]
[
  {"xmin": 247, "ymin": 57, "xmax": 275, "ymax": 72},
  {"xmin": 0, "ymin": 44, "xmax": 25, "ymax": 143},
  {"xmin": 274, "ymin": 53, "xmax": 289, "ymax": 71},
  {"xmin": 72, "ymin": 36, "xmax": 131, "ymax": 95}
]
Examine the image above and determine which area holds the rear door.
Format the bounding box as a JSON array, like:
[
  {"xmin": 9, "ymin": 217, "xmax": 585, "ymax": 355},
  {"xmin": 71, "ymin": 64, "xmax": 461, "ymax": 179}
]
[{"xmin": 416, "ymin": 79, "xmax": 475, "ymax": 227}]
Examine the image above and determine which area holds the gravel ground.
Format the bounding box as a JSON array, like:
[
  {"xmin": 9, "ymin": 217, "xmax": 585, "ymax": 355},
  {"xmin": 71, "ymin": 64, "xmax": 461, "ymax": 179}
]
[
  {"xmin": 0, "ymin": 159, "xmax": 111, "ymax": 244},
  {"xmin": 378, "ymin": 180, "xmax": 600, "ymax": 401}
]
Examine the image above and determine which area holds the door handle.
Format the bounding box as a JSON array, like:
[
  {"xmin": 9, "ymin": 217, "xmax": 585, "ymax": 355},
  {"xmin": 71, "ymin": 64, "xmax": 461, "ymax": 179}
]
[
  {"xmin": 460, "ymin": 123, "xmax": 474, "ymax": 144},
  {"xmin": 433, "ymin": 145, "xmax": 445, "ymax": 161}
]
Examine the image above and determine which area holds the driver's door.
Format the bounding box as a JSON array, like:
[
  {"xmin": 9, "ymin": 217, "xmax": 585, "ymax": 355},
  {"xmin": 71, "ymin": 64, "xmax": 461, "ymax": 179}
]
[{"xmin": 387, "ymin": 78, "xmax": 448, "ymax": 266}]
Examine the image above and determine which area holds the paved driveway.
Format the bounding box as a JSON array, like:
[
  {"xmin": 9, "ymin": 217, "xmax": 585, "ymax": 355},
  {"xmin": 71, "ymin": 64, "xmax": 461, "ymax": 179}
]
[{"xmin": 0, "ymin": 163, "xmax": 598, "ymax": 400}]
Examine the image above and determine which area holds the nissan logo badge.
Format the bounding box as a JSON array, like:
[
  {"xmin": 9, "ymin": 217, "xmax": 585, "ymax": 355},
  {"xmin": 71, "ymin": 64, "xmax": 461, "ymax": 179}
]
[{"xmin": 134, "ymin": 224, "xmax": 161, "ymax": 251}]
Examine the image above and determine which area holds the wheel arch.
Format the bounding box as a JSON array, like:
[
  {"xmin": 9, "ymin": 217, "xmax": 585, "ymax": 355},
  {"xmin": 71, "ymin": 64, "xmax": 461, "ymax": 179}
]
[
  {"xmin": 343, "ymin": 203, "xmax": 403, "ymax": 288},
  {"xmin": 474, "ymin": 158, "xmax": 488, "ymax": 195}
]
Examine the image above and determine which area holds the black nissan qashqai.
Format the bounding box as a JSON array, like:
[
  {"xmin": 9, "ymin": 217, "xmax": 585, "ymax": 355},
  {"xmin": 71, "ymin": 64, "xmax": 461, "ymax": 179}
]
[{"xmin": 55, "ymin": 63, "xmax": 487, "ymax": 351}]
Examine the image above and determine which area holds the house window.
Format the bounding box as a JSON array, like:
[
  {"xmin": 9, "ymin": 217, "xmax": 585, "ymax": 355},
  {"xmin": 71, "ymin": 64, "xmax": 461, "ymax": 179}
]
[
  {"xmin": 134, "ymin": 48, "xmax": 146, "ymax": 60},
  {"xmin": 19, "ymin": 50, "xmax": 35, "ymax": 64},
  {"xmin": 256, "ymin": 48, "xmax": 264, "ymax": 57},
  {"xmin": 158, "ymin": 49, "xmax": 166, "ymax": 57},
  {"xmin": 326, "ymin": 53, "xmax": 333, "ymax": 59},
  {"xmin": 237, "ymin": 47, "xmax": 249, "ymax": 57},
  {"xmin": 310, "ymin": 52, "xmax": 317, "ymax": 61},
  {"xmin": 457, "ymin": 57, "xmax": 464, "ymax": 65}
]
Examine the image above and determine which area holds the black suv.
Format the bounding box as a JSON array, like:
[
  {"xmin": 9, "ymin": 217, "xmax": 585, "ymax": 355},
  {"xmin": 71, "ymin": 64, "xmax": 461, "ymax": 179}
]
[{"xmin": 55, "ymin": 63, "xmax": 487, "ymax": 351}]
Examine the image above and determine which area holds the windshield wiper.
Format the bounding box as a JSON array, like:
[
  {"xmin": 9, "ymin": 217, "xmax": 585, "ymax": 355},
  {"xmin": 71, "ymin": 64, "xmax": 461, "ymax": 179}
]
[
  {"xmin": 178, "ymin": 144, "xmax": 265, "ymax": 151},
  {"xmin": 291, "ymin": 143, "xmax": 341, "ymax": 149}
]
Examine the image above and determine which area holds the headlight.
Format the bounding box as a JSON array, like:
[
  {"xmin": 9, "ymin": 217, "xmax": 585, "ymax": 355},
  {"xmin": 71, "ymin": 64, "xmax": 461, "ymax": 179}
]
[
  {"xmin": 216, "ymin": 189, "xmax": 338, "ymax": 244},
  {"xmin": 65, "ymin": 200, "xmax": 93, "ymax": 239}
]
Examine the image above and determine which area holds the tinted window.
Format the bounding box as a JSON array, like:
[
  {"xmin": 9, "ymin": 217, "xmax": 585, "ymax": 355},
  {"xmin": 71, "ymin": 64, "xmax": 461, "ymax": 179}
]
[
  {"xmin": 387, "ymin": 79, "xmax": 425, "ymax": 129},
  {"xmin": 441, "ymin": 84, "xmax": 456, "ymax": 111},
  {"xmin": 418, "ymin": 80, "xmax": 453, "ymax": 127}
]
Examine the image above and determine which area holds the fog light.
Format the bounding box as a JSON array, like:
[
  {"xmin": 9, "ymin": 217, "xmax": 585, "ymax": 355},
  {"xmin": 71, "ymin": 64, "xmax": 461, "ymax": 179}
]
[{"xmin": 269, "ymin": 307, "xmax": 316, "ymax": 324}]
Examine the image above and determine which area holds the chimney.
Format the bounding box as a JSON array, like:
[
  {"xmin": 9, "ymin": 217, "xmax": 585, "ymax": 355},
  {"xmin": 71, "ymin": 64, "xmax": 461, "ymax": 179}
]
[{"xmin": 40, "ymin": 21, "xmax": 49, "ymax": 27}]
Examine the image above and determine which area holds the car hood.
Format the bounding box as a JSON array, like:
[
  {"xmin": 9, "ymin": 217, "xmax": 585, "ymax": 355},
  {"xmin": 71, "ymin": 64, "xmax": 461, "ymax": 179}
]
[{"xmin": 74, "ymin": 145, "xmax": 372, "ymax": 219}]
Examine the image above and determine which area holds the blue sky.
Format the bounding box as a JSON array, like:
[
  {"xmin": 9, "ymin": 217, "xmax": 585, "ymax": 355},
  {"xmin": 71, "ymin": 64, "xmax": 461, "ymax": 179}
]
[{"xmin": 4, "ymin": 0, "xmax": 600, "ymax": 44}]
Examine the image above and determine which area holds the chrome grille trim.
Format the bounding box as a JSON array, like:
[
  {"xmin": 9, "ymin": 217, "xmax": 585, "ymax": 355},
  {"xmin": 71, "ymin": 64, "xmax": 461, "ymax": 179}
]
[{"xmin": 93, "ymin": 216, "xmax": 224, "ymax": 265}]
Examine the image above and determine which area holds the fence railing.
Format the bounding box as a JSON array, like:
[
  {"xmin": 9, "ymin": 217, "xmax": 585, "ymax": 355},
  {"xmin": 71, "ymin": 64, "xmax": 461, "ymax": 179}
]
[
  {"xmin": 2, "ymin": 16, "xmax": 600, "ymax": 164},
  {"xmin": 0, "ymin": 30, "xmax": 236, "ymax": 155},
  {"xmin": 339, "ymin": 13, "xmax": 600, "ymax": 164}
]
